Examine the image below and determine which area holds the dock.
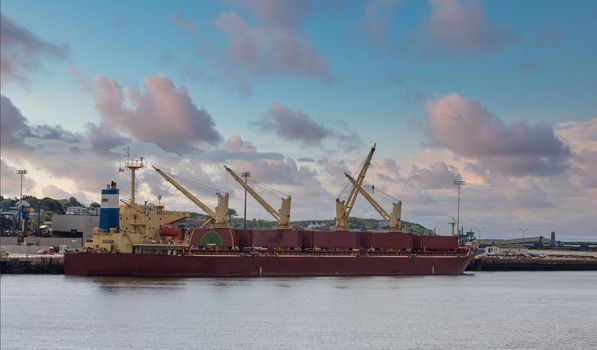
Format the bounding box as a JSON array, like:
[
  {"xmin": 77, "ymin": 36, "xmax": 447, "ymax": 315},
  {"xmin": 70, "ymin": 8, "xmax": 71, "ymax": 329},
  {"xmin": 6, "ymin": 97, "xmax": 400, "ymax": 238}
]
[
  {"xmin": 0, "ymin": 255, "xmax": 64, "ymax": 274},
  {"xmin": 468, "ymin": 255, "xmax": 597, "ymax": 271}
]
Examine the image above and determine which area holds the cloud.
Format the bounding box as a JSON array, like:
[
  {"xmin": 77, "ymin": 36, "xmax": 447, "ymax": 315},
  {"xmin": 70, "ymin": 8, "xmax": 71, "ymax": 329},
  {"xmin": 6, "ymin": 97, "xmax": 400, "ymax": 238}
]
[
  {"xmin": 93, "ymin": 75, "xmax": 223, "ymax": 155},
  {"xmin": 256, "ymin": 102, "xmax": 364, "ymax": 152},
  {"xmin": 205, "ymin": 134, "xmax": 284, "ymax": 161},
  {"xmin": 223, "ymin": 156, "xmax": 336, "ymax": 220},
  {"xmin": 170, "ymin": 1, "xmax": 330, "ymax": 95},
  {"xmin": 408, "ymin": 161, "xmax": 461, "ymax": 189},
  {"xmin": 258, "ymin": 102, "xmax": 331, "ymax": 146},
  {"xmin": 68, "ymin": 65, "xmax": 91, "ymax": 92},
  {"xmin": 335, "ymin": 120, "xmax": 365, "ymax": 152},
  {"xmin": 82, "ymin": 122, "xmax": 131, "ymax": 152},
  {"xmin": 41, "ymin": 184, "xmax": 71, "ymax": 199},
  {"xmin": 511, "ymin": 179, "xmax": 552, "ymax": 208},
  {"xmin": 1, "ymin": 95, "xmax": 32, "ymax": 150},
  {"xmin": 362, "ymin": 0, "xmax": 401, "ymax": 51},
  {"xmin": 1, "ymin": 159, "xmax": 35, "ymax": 197},
  {"xmin": 422, "ymin": 0, "xmax": 512, "ymax": 50},
  {"xmin": 0, "ymin": 13, "xmax": 69, "ymax": 85},
  {"xmin": 557, "ymin": 117, "xmax": 597, "ymax": 152},
  {"xmin": 1, "ymin": 95, "xmax": 81, "ymax": 151},
  {"xmin": 575, "ymin": 150, "xmax": 597, "ymax": 188},
  {"xmin": 555, "ymin": 118, "xmax": 597, "ymax": 188},
  {"xmin": 216, "ymin": 0, "xmax": 329, "ymax": 79},
  {"xmin": 425, "ymin": 93, "xmax": 571, "ymax": 176}
]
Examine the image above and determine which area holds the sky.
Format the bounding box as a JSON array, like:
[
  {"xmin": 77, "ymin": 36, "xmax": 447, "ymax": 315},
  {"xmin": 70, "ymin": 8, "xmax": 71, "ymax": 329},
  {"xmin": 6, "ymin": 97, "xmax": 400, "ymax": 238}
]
[{"xmin": 1, "ymin": 0, "xmax": 596, "ymax": 239}]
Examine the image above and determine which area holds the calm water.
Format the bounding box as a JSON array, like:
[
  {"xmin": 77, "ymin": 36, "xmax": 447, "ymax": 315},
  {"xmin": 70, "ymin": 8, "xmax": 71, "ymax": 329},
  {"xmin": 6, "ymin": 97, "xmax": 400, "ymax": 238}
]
[{"xmin": 1, "ymin": 272, "xmax": 596, "ymax": 350}]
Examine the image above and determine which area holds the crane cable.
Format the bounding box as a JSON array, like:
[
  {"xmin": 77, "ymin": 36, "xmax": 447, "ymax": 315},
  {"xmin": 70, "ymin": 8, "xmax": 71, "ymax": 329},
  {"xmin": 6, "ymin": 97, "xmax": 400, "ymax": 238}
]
[
  {"xmin": 360, "ymin": 182, "xmax": 401, "ymax": 204},
  {"xmin": 167, "ymin": 172, "xmax": 225, "ymax": 196},
  {"xmin": 337, "ymin": 155, "xmax": 369, "ymax": 200},
  {"xmin": 245, "ymin": 177, "xmax": 289, "ymax": 198}
]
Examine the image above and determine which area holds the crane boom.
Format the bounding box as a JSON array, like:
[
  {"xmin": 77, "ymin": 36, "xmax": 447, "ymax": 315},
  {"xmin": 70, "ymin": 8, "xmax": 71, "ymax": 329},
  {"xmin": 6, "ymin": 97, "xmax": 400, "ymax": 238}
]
[
  {"xmin": 345, "ymin": 173, "xmax": 401, "ymax": 231},
  {"xmin": 335, "ymin": 143, "xmax": 376, "ymax": 230},
  {"xmin": 153, "ymin": 166, "xmax": 229, "ymax": 228},
  {"xmin": 224, "ymin": 165, "xmax": 291, "ymax": 229}
]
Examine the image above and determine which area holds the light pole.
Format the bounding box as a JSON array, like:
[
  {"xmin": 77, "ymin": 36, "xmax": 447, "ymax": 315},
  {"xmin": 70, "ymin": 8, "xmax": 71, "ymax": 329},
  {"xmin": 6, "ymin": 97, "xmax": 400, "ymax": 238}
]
[
  {"xmin": 475, "ymin": 226, "xmax": 485, "ymax": 241},
  {"xmin": 241, "ymin": 171, "xmax": 251, "ymax": 229},
  {"xmin": 453, "ymin": 180, "xmax": 465, "ymax": 236},
  {"xmin": 519, "ymin": 228, "xmax": 528, "ymax": 246},
  {"xmin": 17, "ymin": 169, "xmax": 28, "ymax": 201}
]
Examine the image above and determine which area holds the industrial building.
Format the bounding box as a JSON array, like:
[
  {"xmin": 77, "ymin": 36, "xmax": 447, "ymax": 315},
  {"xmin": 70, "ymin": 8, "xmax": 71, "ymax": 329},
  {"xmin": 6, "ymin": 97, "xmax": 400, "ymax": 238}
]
[{"xmin": 51, "ymin": 213, "xmax": 99, "ymax": 239}]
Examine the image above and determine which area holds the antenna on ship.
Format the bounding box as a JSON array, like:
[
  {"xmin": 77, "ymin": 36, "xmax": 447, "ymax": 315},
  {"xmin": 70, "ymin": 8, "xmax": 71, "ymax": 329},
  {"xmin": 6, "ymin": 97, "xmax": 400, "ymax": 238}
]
[{"xmin": 123, "ymin": 146, "xmax": 144, "ymax": 204}]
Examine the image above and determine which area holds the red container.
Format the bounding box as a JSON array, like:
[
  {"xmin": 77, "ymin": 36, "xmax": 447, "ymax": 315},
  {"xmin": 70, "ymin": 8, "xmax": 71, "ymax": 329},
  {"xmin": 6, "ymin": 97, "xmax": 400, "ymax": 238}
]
[
  {"xmin": 359, "ymin": 232, "xmax": 370, "ymax": 249},
  {"xmin": 313, "ymin": 231, "xmax": 359, "ymax": 249},
  {"xmin": 412, "ymin": 235, "xmax": 423, "ymax": 250},
  {"xmin": 420, "ymin": 236, "xmax": 458, "ymax": 250},
  {"xmin": 301, "ymin": 231, "xmax": 313, "ymax": 248},
  {"xmin": 369, "ymin": 232, "xmax": 413, "ymax": 250},
  {"xmin": 237, "ymin": 230, "xmax": 252, "ymax": 248},
  {"xmin": 190, "ymin": 228, "xmax": 237, "ymax": 249},
  {"xmin": 252, "ymin": 230, "xmax": 301, "ymax": 249}
]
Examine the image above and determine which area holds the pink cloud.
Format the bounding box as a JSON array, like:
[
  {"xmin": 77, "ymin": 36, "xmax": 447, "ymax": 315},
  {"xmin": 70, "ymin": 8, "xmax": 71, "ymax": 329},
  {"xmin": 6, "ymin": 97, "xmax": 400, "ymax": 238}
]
[
  {"xmin": 93, "ymin": 75, "xmax": 223, "ymax": 154},
  {"xmin": 425, "ymin": 93, "xmax": 570, "ymax": 176},
  {"xmin": 258, "ymin": 102, "xmax": 331, "ymax": 146},
  {"xmin": 423, "ymin": 0, "xmax": 512, "ymax": 50},
  {"xmin": 408, "ymin": 161, "xmax": 461, "ymax": 189},
  {"xmin": 68, "ymin": 65, "xmax": 90, "ymax": 92},
  {"xmin": 206, "ymin": 134, "xmax": 284, "ymax": 161},
  {"xmin": 214, "ymin": 2, "xmax": 330, "ymax": 81},
  {"xmin": 361, "ymin": 0, "xmax": 401, "ymax": 51}
]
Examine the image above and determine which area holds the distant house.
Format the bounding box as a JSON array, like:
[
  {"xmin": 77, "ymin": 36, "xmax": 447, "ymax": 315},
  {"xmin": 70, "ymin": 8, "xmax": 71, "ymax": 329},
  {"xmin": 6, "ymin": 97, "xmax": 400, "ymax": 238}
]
[
  {"xmin": 306, "ymin": 222, "xmax": 331, "ymax": 231},
  {"xmin": 377, "ymin": 220, "xmax": 389, "ymax": 229}
]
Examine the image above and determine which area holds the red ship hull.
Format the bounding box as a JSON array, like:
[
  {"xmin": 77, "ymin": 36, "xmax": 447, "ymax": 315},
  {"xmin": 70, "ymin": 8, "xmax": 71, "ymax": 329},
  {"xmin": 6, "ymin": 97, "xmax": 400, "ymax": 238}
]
[{"xmin": 64, "ymin": 251, "xmax": 474, "ymax": 277}]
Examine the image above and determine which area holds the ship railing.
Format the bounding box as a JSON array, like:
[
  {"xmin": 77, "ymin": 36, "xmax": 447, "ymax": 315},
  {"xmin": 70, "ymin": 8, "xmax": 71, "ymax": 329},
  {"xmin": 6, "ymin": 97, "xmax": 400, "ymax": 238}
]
[{"xmin": 183, "ymin": 249, "xmax": 468, "ymax": 257}]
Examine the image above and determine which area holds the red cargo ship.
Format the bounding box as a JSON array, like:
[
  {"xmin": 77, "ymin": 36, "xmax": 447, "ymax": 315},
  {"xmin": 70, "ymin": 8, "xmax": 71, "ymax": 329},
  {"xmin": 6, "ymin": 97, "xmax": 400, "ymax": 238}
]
[
  {"xmin": 64, "ymin": 146, "xmax": 475, "ymax": 277},
  {"xmin": 65, "ymin": 228, "xmax": 474, "ymax": 277}
]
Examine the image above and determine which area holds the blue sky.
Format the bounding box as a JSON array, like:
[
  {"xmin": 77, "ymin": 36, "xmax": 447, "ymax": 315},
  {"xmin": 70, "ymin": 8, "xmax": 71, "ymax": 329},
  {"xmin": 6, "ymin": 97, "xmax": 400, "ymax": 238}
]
[{"xmin": 1, "ymin": 0, "xmax": 596, "ymax": 239}]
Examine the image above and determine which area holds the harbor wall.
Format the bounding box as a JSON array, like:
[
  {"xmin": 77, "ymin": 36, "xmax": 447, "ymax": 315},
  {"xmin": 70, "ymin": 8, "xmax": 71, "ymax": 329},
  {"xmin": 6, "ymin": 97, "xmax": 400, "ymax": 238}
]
[
  {"xmin": 1, "ymin": 256, "xmax": 64, "ymax": 274},
  {"xmin": 468, "ymin": 256, "xmax": 597, "ymax": 271}
]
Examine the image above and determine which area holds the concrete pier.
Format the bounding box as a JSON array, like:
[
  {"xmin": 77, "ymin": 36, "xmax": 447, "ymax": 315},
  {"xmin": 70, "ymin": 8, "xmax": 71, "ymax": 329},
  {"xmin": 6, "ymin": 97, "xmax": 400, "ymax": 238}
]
[
  {"xmin": 0, "ymin": 255, "xmax": 64, "ymax": 274},
  {"xmin": 468, "ymin": 256, "xmax": 597, "ymax": 271}
]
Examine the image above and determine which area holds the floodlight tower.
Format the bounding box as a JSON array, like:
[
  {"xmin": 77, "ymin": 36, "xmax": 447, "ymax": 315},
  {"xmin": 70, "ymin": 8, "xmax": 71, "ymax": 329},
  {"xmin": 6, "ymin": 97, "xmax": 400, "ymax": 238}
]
[
  {"xmin": 17, "ymin": 169, "xmax": 28, "ymax": 201},
  {"xmin": 453, "ymin": 179, "xmax": 466, "ymax": 236}
]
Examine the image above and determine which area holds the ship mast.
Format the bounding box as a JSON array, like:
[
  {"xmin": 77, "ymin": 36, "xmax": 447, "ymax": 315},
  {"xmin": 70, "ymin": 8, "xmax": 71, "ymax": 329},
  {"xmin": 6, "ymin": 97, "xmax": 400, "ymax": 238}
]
[
  {"xmin": 124, "ymin": 147, "xmax": 144, "ymax": 204},
  {"xmin": 344, "ymin": 173, "xmax": 401, "ymax": 231}
]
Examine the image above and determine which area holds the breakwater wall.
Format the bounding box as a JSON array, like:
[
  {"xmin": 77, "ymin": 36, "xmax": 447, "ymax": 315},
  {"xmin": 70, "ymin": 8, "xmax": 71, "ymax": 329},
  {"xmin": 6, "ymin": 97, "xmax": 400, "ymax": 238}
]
[
  {"xmin": 0, "ymin": 256, "xmax": 64, "ymax": 274},
  {"xmin": 468, "ymin": 256, "xmax": 597, "ymax": 271}
]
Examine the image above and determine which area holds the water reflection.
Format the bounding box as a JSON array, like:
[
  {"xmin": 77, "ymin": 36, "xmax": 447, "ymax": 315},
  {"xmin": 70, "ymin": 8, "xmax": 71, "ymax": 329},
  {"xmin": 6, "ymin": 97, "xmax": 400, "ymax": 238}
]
[{"xmin": 91, "ymin": 276, "xmax": 185, "ymax": 293}]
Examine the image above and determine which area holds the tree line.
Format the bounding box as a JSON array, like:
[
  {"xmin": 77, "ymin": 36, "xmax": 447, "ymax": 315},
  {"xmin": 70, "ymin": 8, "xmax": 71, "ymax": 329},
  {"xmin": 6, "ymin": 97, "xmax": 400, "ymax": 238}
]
[{"xmin": 0, "ymin": 195, "xmax": 99, "ymax": 221}]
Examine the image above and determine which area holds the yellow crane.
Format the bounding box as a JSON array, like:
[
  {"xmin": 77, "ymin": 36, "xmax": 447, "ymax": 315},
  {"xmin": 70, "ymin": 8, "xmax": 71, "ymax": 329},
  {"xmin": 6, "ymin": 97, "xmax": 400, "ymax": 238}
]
[
  {"xmin": 344, "ymin": 173, "xmax": 402, "ymax": 231},
  {"xmin": 335, "ymin": 143, "xmax": 376, "ymax": 231},
  {"xmin": 153, "ymin": 166, "xmax": 229, "ymax": 228},
  {"xmin": 224, "ymin": 165, "xmax": 292, "ymax": 229}
]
